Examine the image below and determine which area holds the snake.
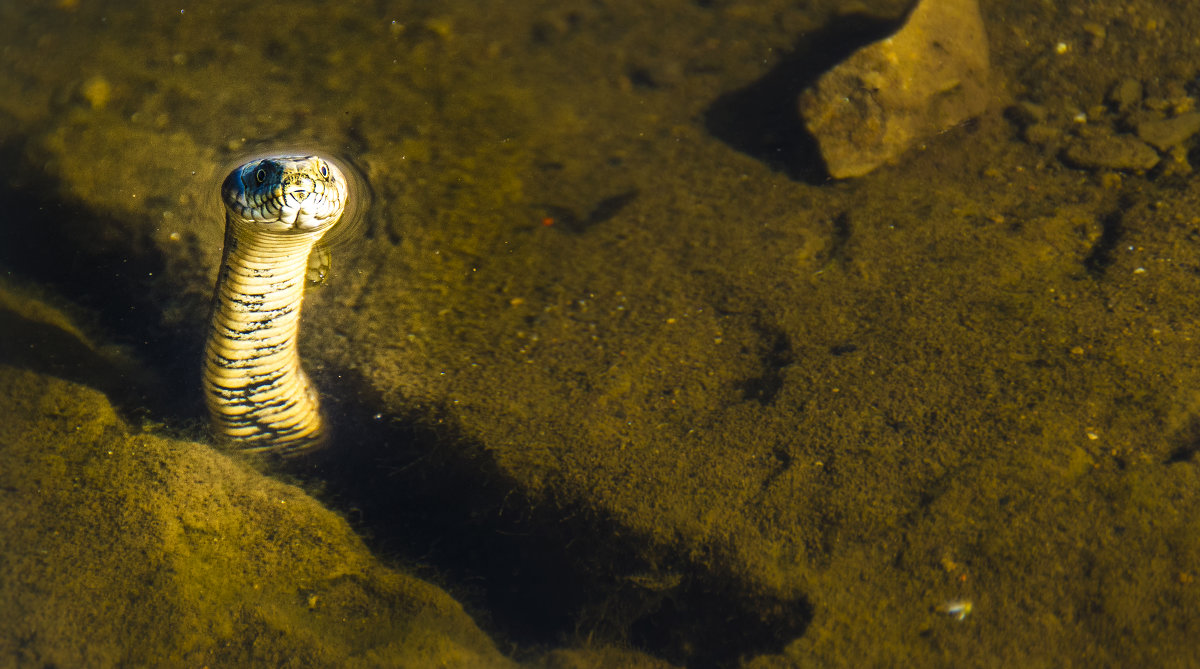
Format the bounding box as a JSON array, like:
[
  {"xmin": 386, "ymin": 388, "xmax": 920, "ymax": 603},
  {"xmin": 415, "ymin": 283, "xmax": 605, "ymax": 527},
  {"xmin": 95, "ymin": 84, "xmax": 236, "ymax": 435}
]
[{"xmin": 203, "ymin": 155, "xmax": 348, "ymax": 456}]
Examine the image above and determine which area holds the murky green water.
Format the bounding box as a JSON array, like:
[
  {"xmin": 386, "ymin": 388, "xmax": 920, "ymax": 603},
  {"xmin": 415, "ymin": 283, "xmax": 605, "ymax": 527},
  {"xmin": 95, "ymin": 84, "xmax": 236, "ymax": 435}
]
[{"xmin": 3, "ymin": 0, "xmax": 1200, "ymax": 666}]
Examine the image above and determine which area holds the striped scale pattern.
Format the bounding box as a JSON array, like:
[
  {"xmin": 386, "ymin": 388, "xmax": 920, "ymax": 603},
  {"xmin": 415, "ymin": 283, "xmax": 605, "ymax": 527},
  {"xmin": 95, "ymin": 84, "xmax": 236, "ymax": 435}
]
[{"xmin": 204, "ymin": 155, "xmax": 348, "ymax": 455}]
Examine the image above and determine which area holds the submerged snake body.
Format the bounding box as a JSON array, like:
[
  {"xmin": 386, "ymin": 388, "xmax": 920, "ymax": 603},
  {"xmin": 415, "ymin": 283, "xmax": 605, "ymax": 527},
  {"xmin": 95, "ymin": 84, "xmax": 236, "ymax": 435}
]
[{"xmin": 204, "ymin": 155, "xmax": 348, "ymax": 455}]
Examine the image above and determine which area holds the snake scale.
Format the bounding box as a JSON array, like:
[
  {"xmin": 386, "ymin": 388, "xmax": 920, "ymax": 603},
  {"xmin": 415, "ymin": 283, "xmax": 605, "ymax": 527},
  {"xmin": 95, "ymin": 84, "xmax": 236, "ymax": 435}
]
[{"xmin": 203, "ymin": 155, "xmax": 348, "ymax": 455}]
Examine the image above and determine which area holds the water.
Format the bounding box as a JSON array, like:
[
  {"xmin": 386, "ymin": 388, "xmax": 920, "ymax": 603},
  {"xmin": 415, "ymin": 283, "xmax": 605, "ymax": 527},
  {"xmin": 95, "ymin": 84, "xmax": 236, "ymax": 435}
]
[{"xmin": 3, "ymin": 0, "xmax": 1200, "ymax": 666}]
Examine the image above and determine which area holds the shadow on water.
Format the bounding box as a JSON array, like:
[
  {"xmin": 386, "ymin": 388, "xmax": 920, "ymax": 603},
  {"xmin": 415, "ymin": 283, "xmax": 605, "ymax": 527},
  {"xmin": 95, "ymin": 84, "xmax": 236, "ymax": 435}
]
[
  {"xmin": 0, "ymin": 137, "xmax": 208, "ymax": 426},
  {"xmin": 0, "ymin": 305, "xmax": 149, "ymax": 400},
  {"xmin": 704, "ymin": 11, "xmax": 903, "ymax": 183},
  {"xmin": 0, "ymin": 138, "xmax": 811, "ymax": 668},
  {"xmin": 299, "ymin": 372, "xmax": 812, "ymax": 667}
]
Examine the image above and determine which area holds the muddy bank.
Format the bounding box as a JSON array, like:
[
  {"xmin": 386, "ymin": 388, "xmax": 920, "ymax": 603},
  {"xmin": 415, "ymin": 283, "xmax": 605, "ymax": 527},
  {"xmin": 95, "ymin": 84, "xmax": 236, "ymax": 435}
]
[{"xmin": 0, "ymin": 362, "xmax": 512, "ymax": 667}]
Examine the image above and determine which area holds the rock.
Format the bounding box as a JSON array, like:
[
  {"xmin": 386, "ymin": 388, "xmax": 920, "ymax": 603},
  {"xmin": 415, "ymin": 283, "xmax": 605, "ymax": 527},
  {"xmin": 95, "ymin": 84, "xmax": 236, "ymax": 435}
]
[
  {"xmin": 1062, "ymin": 133, "xmax": 1160, "ymax": 171},
  {"xmin": 1023, "ymin": 123, "xmax": 1061, "ymax": 147},
  {"xmin": 798, "ymin": 0, "xmax": 990, "ymax": 178},
  {"xmin": 1009, "ymin": 100, "xmax": 1048, "ymax": 125},
  {"xmin": 1136, "ymin": 112, "xmax": 1200, "ymax": 151},
  {"xmin": 1107, "ymin": 78, "xmax": 1143, "ymax": 114}
]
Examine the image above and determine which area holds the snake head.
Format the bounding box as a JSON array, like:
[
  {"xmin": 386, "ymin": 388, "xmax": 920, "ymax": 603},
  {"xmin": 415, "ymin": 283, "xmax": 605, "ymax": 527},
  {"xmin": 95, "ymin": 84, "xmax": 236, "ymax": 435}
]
[{"xmin": 222, "ymin": 155, "xmax": 348, "ymax": 232}]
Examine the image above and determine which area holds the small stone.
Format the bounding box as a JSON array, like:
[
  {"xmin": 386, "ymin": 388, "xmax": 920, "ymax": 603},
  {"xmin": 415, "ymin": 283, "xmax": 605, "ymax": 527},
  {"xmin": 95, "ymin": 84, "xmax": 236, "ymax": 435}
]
[
  {"xmin": 80, "ymin": 75, "xmax": 111, "ymax": 111},
  {"xmin": 1136, "ymin": 112, "xmax": 1200, "ymax": 151},
  {"xmin": 1023, "ymin": 123, "xmax": 1060, "ymax": 147},
  {"xmin": 1009, "ymin": 100, "xmax": 1047, "ymax": 125},
  {"xmin": 1107, "ymin": 78, "xmax": 1142, "ymax": 114},
  {"xmin": 1082, "ymin": 22, "xmax": 1107, "ymax": 44},
  {"xmin": 1062, "ymin": 134, "xmax": 1159, "ymax": 171}
]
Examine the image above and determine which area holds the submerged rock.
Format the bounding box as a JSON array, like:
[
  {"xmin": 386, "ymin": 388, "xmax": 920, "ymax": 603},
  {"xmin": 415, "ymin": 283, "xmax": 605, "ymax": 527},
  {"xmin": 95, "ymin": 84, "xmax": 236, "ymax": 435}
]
[
  {"xmin": 0, "ymin": 360, "xmax": 515, "ymax": 668},
  {"xmin": 1136, "ymin": 112, "xmax": 1200, "ymax": 151},
  {"xmin": 798, "ymin": 0, "xmax": 990, "ymax": 178},
  {"xmin": 1062, "ymin": 133, "xmax": 1160, "ymax": 171}
]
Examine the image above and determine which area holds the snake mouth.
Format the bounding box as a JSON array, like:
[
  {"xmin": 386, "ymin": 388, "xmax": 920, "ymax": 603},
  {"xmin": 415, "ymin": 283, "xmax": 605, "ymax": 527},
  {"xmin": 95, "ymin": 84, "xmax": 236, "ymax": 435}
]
[{"xmin": 279, "ymin": 180, "xmax": 337, "ymax": 229}]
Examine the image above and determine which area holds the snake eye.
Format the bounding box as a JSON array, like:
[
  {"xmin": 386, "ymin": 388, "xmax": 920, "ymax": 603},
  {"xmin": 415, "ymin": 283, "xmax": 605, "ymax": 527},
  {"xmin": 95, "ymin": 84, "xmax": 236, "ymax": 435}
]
[
  {"xmin": 318, "ymin": 162, "xmax": 329, "ymax": 178},
  {"xmin": 255, "ymin": 168, "xmax": 267, "ymax": 184}
]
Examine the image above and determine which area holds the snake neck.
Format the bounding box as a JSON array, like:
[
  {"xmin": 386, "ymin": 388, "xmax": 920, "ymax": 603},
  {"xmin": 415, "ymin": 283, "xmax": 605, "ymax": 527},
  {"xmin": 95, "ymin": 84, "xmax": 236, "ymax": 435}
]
[{"xmin": 203, "ymin": 216, "xmax": 328, "ymax": 455}]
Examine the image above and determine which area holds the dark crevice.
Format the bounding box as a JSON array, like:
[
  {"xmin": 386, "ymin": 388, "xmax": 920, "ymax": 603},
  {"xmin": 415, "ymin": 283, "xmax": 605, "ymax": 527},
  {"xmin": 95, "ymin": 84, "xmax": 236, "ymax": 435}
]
[
  {"xmin": 1166, "ymin": 417, "xmax": 1200, "ymax": 465},
  {"xmin": 1166, "ymin": 442, "xmax": 1199, "ymax": 465},
  {"xmin": 830, "ymin": 343, "xmax": 858, "ymax": 356},
  {"xmin": 827, "ymin": 211, "xmax": 853, "ymax": 265},
  {"xmin": 1083, "ymin": 205, "xmax": 1127, "ymax": 276},
  {"xmin": 737, "ymin": 319, "xmax": 794, "ymax": 406}
]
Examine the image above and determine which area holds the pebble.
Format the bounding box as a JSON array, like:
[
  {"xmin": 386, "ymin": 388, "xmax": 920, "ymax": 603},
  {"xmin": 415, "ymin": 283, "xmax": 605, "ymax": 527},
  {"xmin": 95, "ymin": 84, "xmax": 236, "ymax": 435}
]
[
  {"xmin": 1023, "ymin": 123, "xmax": 1060, "ymax": 147},
  {"xmin": 1136, "ymin": 112, "xmax": 1200, "ymax": 151},
  {"xmin": 1107, "ymin": 78, "xmax": 1143, "ymax": 113},
  {"xmin": 80, "ymin": 75, "xmax": 111, "ymax": 111},
  {"xmin": 1062, "ymin": 134, "xmax": 1159, "ymax": 171}
]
